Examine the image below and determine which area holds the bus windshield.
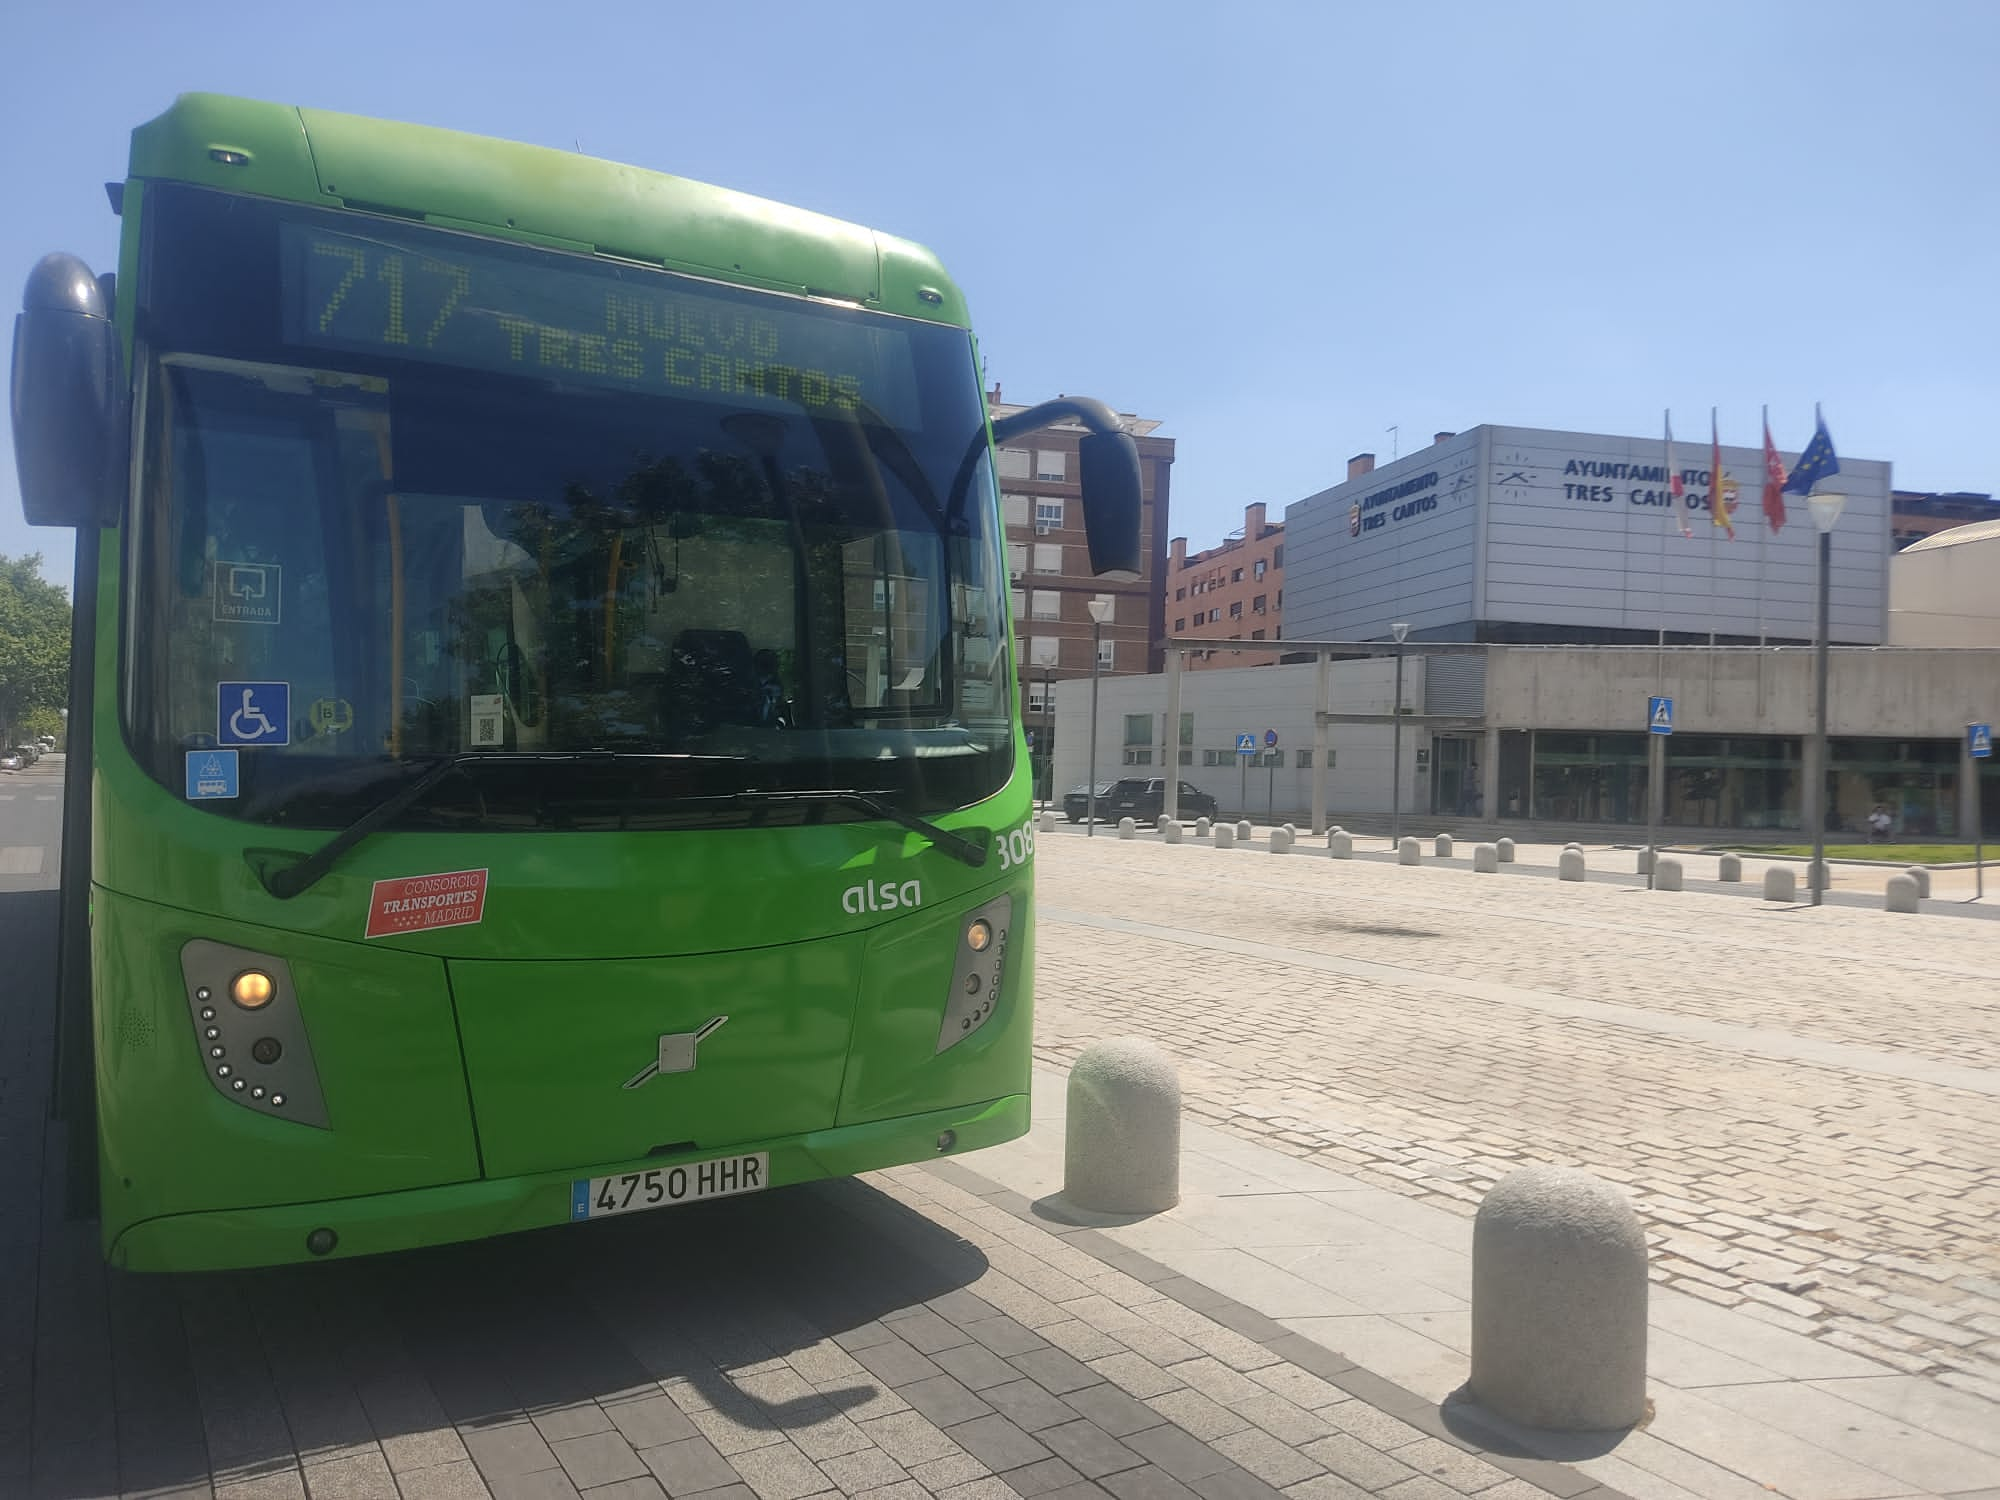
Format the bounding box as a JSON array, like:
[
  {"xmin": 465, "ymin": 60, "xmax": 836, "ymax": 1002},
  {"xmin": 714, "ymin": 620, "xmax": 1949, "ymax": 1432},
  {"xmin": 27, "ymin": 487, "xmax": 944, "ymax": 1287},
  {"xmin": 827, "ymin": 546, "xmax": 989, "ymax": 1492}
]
[{"xmin": 127, "ymin": 186, "xmax": 1012, "ymax": 829}]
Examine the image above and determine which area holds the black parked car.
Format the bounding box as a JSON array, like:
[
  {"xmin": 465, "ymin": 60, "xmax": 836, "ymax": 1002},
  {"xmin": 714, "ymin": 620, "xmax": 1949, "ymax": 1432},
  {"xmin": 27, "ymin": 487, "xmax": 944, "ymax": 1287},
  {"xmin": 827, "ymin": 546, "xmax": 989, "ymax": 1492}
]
[{"xmin": 1063, "ymin": 777, "xmax": 1218, "ymax": 823}]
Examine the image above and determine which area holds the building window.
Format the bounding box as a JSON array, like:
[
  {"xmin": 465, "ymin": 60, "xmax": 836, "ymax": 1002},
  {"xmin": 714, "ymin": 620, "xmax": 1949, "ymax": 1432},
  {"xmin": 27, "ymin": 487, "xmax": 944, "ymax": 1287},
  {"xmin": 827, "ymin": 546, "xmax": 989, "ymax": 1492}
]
[
  {"xmin": 1254, "ymin": 559, "xmax": 1267, "ymax": 581},
  {"xmin": 1011, "ymin": 588, "xmax": 1024, "ymax": 619},
  {"xmin": 1208, "ymin": 608, "xmax": 1221, "ymax": 624},
  {"xmin": 1202, "ymin": 748, "xmax": 1227, "ymax": 767},
  {"xmin": 1175, "ymin": 586, "xmax": 1185, "ymax": 601},
  {"xmin": 1030, "ymin": 590, "xmax": 1061, "ymax": 621},
  {"xmin": 1123, "ymin": 713, "xmax": 1151, "ymax": 747},
  {"xmin": 1295, "ymin": 749, "xmax": 1312, "ymax": 768},
  {"xmin": 1097, "ymin": 636, "xmax": 1115, "ymax": 668},
  {"xmin": 1174, "ymin": 617, "xmax": 1185, "ymax": 632},
  {"xmin": 1034, "ymin": 498, "xmax": 1064, "ymax": 533},
  {"xmin": 1272, "ymin": 544, "xmax": 1284, "ymax": 569},
  {"xmin": 1179, "ymin": 712, "xmax": 1194, "ymax": 746},
  {"xmin": 1252, "ymin": 594, "xmax": 1267, "ymax": 614},
  {"xmin": 1228, "ymin": 601, "xmax": 1243, "ymax": 619},
  {"xmin": 1007, "ymin": 542, "xmax": 1028, "ymax": 578},
  {"xmin": 1251, "ymin": 629, "xmax": 1265, "ymax": 640},
  {"xmin": 1231, "ymin": 567, "xmax": 1244, "ymax": 583},
  {"xmin": 1276, "ymin": 589, "xmax": 1283, "ymax": 606},
  {"xmin": 1030, "ymin": 635, "xmax": 1059, "ymax": 667},
  {"xmin": 1003, "ymin": 492, "xmax": 1030, "ymax": 528},
  {"xmin": 1179, "ymin": 749, "xmax": 1194, "ymax": 766},
  {"xmin": 1122, "ymin": 748, "xmax": 1151, "ymax": 765},
  {"xmin": 1026, "ymin": 683, "xmax": 1049, "ymax": 714},
  {"xmin": 998, "ymin": 449, "xmax": 1031, "ymax": 480},
  {"xmin": 1036, "ymin": 450, "xmax": 1067, "ymax": 482},
  {"xmin": 1033, "ymin": 542, "xmax": 1062, "ymax": 574}
]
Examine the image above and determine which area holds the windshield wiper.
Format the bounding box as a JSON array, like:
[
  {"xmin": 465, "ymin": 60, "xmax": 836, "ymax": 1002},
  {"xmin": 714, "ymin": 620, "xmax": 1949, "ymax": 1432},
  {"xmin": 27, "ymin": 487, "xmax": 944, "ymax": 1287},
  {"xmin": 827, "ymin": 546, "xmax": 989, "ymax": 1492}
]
[
  {"xmin": 731, "ymin": 790, "xmax": 988, "ymax": 868},
  {"xmin": 245, "ymin": 750, "xmax": 710, "ymax": 898}
]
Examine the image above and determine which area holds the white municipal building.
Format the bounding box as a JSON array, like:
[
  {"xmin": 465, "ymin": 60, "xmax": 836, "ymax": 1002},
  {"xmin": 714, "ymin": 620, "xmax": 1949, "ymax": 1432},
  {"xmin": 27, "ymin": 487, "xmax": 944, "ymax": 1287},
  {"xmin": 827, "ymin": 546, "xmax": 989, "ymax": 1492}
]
[{"xmin": 1052, "ymin": 424, "xmax": 2000, "ymax": 840}]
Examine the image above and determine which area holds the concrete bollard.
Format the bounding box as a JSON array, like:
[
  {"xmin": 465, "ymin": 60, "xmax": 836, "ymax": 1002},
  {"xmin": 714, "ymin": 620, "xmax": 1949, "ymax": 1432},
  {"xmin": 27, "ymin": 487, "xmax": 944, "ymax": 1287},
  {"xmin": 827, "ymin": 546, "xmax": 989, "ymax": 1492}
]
[
  {"xmin": 1282, "ymin": 822, "xmax": 1298, "ymax": 838},
  {"xmin": 1117, "ymin": 817, "xmax": 1135, "ymax": 839},
  {"xmin": 1213, "ymin": 824, "xmax": 1235, "ymax": 849},
  {"xmin": 1497, "ymin": 838, "xmax": 1516, "ymax": 863},
  {"xmin": 1809, "ymin": 859, "xmax": 1831, "ymax": 892},
  {"xmin": 1654, "ymin": 857, "xmax": 1683, "ymax": 891},
  {"xmin": 1635, "ymin": 848, "xmax": 1653, "ymax": 875},
  {"xmin": 1885, "ymin": 874, "xmax": 1920, "ymax": 913},
  {"xmin": 1558, "ymin": 850, "xmax": 1585, "ymax": 882},
  {"xmin": 1473, "ymin": 843, "xmax": 1499, "ymax": 873},
  {"xmin": 1564, "ymin": 842, "xmax": 1583, "ymax": 852},
  {"xmin": 1038, "ymin": 811, "xmax": 1057, "ymax": 834},
  {"xmin": 1195, "ymin": 817, "xmax": 1211, "ymax": 838},
  {"xmin": 1269, "ymin": 827, "xmax": 1292, "ymax": 854},
  {"xmin": 1470, "ymin": 1166, "xmax": 1647, "ymax": 1432},
  {"xmin": 1157, "ymin": 814, "xmax": 1174, "ymax": 833},
  {"xmin": 1235, "ymin": 820, "xmax": 1254, "ymax": 842},
  {"xmin": 1163, "ymin": 822, "xmax": 1184, "ymax": 845},
  {"xmin": 1763, "ymin": 865, "xmax": 1796, "ymax": 902},
  {"xmin": 1904, "ymin": 865, "xmax": 1931, "ymax": 898},
  {"xmin": 1398, "ymin": 837, "xmax": 1421, "ymax": 865},
  {"xmin": 1328, "ymin": 832, "xmax": 1353, "ymax": 859},
  {"xmin": 1064, "ymin": 1038, "xmax": 1180, "ymax": 1215},
  {"xmin": 1717, "ymin": 852, "xmax": 1742, "ymax": 882},
  {"xmin": 1435, "ymin": 834, "xmax": 1454, "ymax": 859}
]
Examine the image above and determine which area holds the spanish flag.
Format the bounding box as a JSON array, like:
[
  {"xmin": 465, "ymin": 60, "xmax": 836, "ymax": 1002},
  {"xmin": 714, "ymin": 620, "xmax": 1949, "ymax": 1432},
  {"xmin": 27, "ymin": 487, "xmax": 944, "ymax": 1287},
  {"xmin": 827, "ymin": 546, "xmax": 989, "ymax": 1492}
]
[{"xmin": 1710, "ymin": 409, "xmax": 1737, "ymax": 540}]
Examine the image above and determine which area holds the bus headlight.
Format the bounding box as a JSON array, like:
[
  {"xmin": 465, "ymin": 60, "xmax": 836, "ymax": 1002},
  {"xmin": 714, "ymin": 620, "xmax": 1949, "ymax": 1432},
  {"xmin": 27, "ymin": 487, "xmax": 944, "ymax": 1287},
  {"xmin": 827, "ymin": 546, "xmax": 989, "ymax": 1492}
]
[{"xmin": 937, "ymin": 896, "xmax": 1012, "ymax": 1054}]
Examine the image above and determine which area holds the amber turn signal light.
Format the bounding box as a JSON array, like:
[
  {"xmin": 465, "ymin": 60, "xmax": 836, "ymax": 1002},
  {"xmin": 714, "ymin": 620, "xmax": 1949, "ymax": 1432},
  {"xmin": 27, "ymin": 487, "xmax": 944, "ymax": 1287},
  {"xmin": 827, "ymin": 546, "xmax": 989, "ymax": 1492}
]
[{"xmin": 230, "ymin": 970, "xmax": 275, "ymax": 1009}]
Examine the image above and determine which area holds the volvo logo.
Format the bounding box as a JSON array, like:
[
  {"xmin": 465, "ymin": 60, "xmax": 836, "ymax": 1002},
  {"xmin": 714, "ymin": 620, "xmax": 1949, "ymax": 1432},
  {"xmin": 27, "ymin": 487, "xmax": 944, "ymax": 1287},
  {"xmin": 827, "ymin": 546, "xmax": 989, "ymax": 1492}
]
[{"xmin": 623, "ymin": 1016, "xmax": 728, "ymax": 1088}]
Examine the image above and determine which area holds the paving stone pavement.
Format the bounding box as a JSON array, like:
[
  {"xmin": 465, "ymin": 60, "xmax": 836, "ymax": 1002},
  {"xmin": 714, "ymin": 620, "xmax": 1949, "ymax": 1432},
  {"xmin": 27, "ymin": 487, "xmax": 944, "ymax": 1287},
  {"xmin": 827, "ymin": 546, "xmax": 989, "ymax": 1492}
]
[
  {"xmin": 1027, "ymin": 827, "xmax": 2000, "ymax": 1406},
  {"xmin": 4, "ymin": 862, "xmax": 1602, "ymax": 1500}
]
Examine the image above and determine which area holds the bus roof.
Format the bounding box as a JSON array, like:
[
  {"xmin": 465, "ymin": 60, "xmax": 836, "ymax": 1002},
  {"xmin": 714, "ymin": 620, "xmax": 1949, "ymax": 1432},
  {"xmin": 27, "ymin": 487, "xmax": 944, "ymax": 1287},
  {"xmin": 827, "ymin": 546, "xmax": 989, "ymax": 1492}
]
[{"xmin": 127, "ymin": 93, "xmax": 971, "ymax": 330}]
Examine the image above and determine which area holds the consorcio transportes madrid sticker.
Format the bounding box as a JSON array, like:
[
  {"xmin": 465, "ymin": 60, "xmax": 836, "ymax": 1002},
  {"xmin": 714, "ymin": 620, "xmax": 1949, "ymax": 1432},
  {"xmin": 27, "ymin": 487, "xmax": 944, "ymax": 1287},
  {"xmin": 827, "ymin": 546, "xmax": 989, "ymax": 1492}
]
[{"xmin": 363, "ymin": 868, "xmax": 490, "ymax": 939}]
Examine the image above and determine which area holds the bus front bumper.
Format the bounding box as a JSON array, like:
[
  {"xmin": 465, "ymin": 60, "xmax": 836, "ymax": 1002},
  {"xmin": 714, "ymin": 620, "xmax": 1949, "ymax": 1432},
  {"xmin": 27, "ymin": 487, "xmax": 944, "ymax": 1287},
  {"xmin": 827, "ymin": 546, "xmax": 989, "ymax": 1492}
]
[{"xmin": 107, "ymin": 1093, "xmax": 1028, "ymax": 1272}]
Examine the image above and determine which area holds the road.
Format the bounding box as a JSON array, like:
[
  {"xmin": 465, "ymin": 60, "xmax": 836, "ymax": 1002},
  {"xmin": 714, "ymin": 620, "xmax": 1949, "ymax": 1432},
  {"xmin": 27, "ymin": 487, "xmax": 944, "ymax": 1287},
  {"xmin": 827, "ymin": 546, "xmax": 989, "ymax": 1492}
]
[{"xmin": 1030, "ymin": 824, "xmax": 2000, "ymax": 1407}]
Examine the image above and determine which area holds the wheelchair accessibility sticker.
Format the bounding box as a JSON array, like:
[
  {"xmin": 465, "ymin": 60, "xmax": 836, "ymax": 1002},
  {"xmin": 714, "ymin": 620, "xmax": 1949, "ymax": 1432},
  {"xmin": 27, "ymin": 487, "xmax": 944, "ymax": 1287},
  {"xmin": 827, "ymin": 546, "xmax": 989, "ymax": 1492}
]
[{"xmin": 217, "ymin": 682, "xmax": 291, "ymax": 747}]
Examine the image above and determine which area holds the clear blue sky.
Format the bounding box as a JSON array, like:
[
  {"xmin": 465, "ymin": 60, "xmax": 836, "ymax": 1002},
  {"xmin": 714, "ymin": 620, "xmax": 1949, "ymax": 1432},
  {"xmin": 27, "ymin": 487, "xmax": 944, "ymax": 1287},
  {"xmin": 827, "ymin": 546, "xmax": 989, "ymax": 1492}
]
[{"xmin": 4, "ymin": 0, "xmax": 1997, "ymax": 592}]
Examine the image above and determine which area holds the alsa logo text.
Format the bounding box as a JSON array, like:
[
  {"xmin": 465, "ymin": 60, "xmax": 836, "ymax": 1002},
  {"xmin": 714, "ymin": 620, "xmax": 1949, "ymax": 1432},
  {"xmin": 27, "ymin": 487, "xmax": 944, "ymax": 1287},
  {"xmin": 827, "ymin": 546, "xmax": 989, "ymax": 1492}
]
[{"xmin": 842, "ymin": 879, "xmax": 922, "ymax": 915}]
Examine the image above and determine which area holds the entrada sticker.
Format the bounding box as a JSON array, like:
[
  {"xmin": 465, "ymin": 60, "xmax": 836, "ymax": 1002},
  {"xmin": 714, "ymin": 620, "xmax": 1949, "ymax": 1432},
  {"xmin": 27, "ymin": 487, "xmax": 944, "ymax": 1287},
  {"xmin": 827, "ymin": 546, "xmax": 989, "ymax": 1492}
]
[
  {"xmin": 185, "ymin": 749, "xmax": 239, "ymax": 800},
  {"xmin": 364, "ymin": 868, "xmax": 489, "ymax": 939},
  {"xmin": 214, "ymin": 560, "xmax": 282, "ymax": 625}
]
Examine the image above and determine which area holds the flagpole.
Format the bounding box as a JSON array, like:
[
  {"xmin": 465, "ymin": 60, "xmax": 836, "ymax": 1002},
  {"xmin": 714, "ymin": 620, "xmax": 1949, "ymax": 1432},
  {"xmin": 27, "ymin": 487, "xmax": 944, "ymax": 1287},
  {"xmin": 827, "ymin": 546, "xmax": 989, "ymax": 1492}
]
[{"xmin": 1757, "ymin": 404, "xmax": 1769, "ymax": 650}]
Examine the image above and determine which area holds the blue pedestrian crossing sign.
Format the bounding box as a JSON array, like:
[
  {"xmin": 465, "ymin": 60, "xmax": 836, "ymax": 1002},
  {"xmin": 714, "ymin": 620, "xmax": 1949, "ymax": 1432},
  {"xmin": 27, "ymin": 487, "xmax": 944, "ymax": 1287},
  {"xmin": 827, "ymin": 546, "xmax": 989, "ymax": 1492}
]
[
  {"xmin": 1972, "ymin": 723, "xmax": 1993, "ymax": 759},
  {"xmin": 1235, "ymin": 733, "xmax": 1258, "ymax": 756},
  {"xmin": 1648, "ymin": 696, "xmax": 1674, "ymax": 735}
]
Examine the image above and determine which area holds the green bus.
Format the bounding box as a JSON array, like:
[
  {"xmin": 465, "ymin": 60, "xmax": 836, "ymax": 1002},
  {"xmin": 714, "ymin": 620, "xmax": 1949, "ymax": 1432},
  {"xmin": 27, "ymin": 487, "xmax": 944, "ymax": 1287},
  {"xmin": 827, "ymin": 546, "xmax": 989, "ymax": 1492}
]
[{"xmin": 11, "ymin": 94, "xmax": 1140, "ymax": 1271}]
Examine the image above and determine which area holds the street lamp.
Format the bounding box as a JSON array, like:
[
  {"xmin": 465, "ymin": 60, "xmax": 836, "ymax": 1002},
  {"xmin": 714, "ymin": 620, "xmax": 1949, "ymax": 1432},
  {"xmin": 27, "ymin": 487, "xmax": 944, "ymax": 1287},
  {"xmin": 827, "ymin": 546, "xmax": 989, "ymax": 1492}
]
[
  {"xmin": 1806, "ymin": 493, "xmax": 1846, "ymax": 906},
  {"xmin": 1390, "ymin": 622, "xmax": 1410, "ymax": 848},
  {"xmin": 1085, "ymin": 597, "xmax": 1116, "ymax": 836}
]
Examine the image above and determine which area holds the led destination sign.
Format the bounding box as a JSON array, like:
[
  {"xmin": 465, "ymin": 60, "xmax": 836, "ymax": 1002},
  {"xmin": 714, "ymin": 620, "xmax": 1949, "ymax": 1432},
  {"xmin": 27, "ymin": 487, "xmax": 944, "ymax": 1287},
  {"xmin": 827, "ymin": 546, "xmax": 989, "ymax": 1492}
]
[{"xmin": 281, "ymin": 222, "xmax": 922, "ymax": 426}]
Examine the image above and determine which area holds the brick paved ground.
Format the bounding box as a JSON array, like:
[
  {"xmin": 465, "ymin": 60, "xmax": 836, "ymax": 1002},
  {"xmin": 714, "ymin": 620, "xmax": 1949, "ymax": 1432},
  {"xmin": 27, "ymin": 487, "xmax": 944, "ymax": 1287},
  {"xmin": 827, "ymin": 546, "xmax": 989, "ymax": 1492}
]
[
  {"xmin": 1029, "ymin": 830, "xmax": 2000, "ymax": 1406},
  {"xmin": 2, "ymin": 878, "xmax": 1600, "ymax": 1499}
]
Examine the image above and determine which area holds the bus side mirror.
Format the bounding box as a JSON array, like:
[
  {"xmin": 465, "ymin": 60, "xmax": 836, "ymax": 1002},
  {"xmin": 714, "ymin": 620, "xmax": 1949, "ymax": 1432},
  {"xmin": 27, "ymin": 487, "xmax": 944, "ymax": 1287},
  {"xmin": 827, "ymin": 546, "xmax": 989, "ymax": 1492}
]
[
  {"xmin": 11, "ymin": 253, "xmax": 126, "ymax": 528},
  {"xmin": 1078, "ymin": 428, "xmax": 1142, "ymax": 579}
]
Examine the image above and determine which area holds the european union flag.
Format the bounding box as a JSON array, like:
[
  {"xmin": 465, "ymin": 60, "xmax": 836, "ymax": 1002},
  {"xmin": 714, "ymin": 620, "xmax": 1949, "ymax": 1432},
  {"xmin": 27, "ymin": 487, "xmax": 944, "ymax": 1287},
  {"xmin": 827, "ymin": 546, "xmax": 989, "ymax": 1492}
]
[{"xmin": 1783, "ymin": 412, "xmax": 1840, "ymax": 495}]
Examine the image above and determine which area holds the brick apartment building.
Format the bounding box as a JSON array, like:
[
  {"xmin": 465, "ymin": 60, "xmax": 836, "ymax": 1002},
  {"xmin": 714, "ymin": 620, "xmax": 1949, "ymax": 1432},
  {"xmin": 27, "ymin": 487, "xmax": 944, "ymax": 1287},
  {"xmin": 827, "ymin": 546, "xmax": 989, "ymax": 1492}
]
[
  {"xmin": 991, "ymin": 388, "xmax": 1174, "ymax": 790},
  {"xmin": 1892, "ymin": 489, "xmax": 2000, "ymax": 549},
  {"xmin": 1165, "ymin": 502, "xmax": 1285, "ymax": 669}
]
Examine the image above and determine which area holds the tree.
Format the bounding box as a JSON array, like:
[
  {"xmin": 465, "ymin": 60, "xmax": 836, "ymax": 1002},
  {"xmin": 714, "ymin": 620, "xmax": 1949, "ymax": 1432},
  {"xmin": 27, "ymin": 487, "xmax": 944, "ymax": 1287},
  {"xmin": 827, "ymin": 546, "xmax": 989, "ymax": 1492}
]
[{"xmin": 0, "ymin": 554, "xmax": 72, "ymax": 750}]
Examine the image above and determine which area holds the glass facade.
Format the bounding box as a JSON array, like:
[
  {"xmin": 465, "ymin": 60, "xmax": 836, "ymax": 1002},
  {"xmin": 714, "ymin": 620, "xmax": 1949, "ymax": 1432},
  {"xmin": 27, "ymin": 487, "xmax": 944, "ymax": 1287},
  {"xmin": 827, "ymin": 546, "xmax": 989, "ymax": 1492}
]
[
  {"xmin": 1827, "ymin": 737, "xmax": 1959, "ymax": 838},
  {"xmin": 1506, "ymin": 729, "xmax": 1966, "ymax": 835}
]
